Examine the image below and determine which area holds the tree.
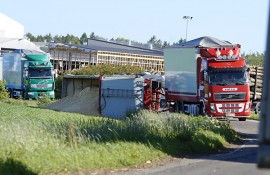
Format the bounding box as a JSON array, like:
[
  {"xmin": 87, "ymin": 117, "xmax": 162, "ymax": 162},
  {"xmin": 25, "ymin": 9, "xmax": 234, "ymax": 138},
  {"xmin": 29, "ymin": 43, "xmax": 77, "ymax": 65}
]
[
  {"xmin": 148, "ymin": 35, "xmax": 157, "ymax": 44},
  {"xmin": 147, "ymin": 35, "xmax": 170, "ymax": 48},
  {"xmin": 90, "ymin": 32, "xmax": 96, "ymax": 39},
  {"xmin": 80, "ymin": 32, "xmax": 88, "ymax": 44},
  {"xmin": 115, "ymin": 37, "xmax": 130, "ymax": 43},
  {"xmin": 36, "ymin": 35, "xmax": 44, "ymax": 42},
  {"xmin": 25, "ymin": 32, "xmax": 36, "ymax": 41},
  {"xmin": 162, "ymin": 41, "xmax": 170, "ymax": 48},
  {"xmin": 243, "ymin": 52, "xmax": 265, "ymax": 66},
  {"xmin": 65, "ymin": 34, "xmax": 81, "ymax": 44},
  {"xmin": 44, "ymin": 33, "xmax": 53, "ymax": 42}
]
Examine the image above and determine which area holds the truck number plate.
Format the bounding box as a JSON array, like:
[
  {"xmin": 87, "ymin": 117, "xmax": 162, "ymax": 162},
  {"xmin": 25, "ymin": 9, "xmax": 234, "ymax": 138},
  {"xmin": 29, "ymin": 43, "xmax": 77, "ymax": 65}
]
[
  {"xmin": 226, "ymin": 113, "xmax": 235, "ymax": 117},
  {"xmin": 37, "ymin": 84, "xmax": 47, "ymax": 88}
]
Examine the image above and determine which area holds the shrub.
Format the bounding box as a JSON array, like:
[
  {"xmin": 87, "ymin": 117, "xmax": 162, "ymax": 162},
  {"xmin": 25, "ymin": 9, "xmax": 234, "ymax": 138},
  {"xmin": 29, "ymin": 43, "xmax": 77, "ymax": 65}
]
[{"xmin": 0, "ymin": 80, "xmax": 9, "ymax": 100}]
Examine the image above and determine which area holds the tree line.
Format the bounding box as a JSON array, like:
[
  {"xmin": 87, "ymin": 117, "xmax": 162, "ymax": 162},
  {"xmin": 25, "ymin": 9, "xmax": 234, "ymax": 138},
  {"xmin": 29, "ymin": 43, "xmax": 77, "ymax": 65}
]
[
  {"xmin": 242, "ymin": 52, "xmax": 265, "ymax": 66},
  {"xmin": 25, "ymin": 32, "xmax": 265, "ymax": 65},
  {"xmin": 25, "ymin": 32, "xmax": 185, "ymax": 49}
]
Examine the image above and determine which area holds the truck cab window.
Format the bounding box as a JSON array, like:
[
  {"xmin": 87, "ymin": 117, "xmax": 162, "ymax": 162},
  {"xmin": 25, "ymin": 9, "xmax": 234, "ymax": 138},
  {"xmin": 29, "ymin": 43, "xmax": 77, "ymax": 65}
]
[
  {"xmin": 29, "ymin": 68, "xmax": 52, "ymax": 78},
  {"xmin": 209, "ymin": 71, "xmax": 248, "ymax": 85}
]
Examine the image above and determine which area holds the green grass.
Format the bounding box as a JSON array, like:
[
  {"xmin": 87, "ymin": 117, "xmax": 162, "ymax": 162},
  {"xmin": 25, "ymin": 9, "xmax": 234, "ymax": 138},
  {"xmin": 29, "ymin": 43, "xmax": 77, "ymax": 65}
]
[
  {"xmin": 250, "ymin": 112, "xmax": 260, "ymax": 121},
  {"xmin": 0, "ymin": 101, "xmax": 238, "ymax": 174}
]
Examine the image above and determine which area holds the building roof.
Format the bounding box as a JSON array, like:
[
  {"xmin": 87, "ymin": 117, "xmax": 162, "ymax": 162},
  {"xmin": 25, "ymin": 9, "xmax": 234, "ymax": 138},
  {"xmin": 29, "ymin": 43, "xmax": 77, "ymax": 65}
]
[
  {"xmin": 0, "ymin": 37, "xmax": 43, "ymax": 52},
  {"xmin": 48, "ymin": 39, "xmax": 163, "ymax": 57}
]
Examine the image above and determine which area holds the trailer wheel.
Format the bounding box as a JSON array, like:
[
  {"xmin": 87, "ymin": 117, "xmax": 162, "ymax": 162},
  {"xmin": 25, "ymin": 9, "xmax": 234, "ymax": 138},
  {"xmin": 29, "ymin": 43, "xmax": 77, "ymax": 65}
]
[
  {"xmin": 174, "ymin": 101, "xmax": 183, "ymax": 113},
  {"xmin": 160, "ymin": 99, "xmax": 167, "ymax": 108},
  {"xmin": 255, "ymin": 102, "xmax": 261, "ymax": 114}
]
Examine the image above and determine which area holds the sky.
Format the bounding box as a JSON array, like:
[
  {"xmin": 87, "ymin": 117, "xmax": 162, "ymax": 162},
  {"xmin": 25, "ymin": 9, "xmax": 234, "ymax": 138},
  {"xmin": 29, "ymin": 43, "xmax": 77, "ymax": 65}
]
[{"xmin": 0, "ymin": 0, "xmax": 269, "ymax": 54}]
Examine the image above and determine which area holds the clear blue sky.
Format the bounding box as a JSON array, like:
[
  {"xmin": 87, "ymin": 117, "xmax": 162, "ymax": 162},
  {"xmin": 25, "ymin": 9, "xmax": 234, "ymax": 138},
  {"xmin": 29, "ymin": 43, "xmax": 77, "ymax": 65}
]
[{"xmin": 1, "ymin": 0, "xmax": 269, "ymax": 54}]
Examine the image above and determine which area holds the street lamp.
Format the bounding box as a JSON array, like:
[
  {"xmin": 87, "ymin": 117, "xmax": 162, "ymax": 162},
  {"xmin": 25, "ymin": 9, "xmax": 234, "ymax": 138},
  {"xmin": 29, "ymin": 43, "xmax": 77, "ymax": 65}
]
[{"xmin": 183, "ymin": 16, "xmax": 193, "ymax": 41}]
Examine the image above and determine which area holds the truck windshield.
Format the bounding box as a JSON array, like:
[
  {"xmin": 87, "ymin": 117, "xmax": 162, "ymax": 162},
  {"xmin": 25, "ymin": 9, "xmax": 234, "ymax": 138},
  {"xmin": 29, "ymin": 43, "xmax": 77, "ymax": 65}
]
[
  {"xmin": 29, "ymin": 68, "xmax": 52, "ymax": 78},
  {"xmin": 209, "ymin": 71, "xmax": 248, "ymax": 86}
]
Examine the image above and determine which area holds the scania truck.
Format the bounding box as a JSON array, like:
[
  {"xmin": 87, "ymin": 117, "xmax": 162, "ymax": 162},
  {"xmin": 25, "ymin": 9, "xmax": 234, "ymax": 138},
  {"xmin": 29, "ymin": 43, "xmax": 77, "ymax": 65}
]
[
  {"xmin": 164, "ymin": 36, "xmax": 251, "ymax": 121},
  {"xmin": 0, "ymin": 49, "xmax": 55, "ymax": 99}
]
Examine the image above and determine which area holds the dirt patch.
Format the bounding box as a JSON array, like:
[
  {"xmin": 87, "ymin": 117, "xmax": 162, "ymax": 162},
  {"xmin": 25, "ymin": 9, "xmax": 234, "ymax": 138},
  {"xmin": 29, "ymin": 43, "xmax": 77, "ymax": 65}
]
[{"xmin": 45, "ymin": 87, "xmax": 100, "ymax": 116}]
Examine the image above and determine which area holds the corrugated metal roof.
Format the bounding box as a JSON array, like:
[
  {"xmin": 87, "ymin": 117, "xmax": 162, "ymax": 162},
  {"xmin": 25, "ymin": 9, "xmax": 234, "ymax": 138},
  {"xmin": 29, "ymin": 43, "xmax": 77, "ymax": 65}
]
[{"xmin": 48, "ymin": 39, "xmax": 163, "ymax": 56}]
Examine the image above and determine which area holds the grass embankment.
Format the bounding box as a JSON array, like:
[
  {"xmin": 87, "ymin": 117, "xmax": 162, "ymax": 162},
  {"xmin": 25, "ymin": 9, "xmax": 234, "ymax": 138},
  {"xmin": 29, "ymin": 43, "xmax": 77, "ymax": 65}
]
[
  {"xmin": 250, "ymin": 112, "xmax": 260, "ymax": 121},
  {"xmin": 0, "ymin": 100, "xmax": 238, "ymax": 174}
]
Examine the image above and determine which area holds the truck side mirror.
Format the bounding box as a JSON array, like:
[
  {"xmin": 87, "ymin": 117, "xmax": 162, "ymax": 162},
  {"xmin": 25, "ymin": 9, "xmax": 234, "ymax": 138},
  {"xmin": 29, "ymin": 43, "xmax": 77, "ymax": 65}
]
[{"xmin": 23, "ymin": 69, "xmax": 29, "ymax": 79}]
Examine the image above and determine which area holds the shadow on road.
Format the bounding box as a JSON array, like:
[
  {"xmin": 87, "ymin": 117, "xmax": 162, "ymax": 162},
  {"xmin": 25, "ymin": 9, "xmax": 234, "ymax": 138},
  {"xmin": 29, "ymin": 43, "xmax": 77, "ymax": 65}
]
[{"xmin": 186, "ymin": 127, "xmax": 260, "ymax": 164}]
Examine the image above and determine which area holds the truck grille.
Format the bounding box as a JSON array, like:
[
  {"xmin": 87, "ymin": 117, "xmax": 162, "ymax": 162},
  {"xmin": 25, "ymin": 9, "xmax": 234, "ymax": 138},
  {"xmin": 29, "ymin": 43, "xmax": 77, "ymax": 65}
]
[
  {"xmin": 216, "ymin": 103, "xmax": 245, "ymax": 113},
  {"xmin": 214, "ymin": 92, "xmax": 246, "ymax": 101}
]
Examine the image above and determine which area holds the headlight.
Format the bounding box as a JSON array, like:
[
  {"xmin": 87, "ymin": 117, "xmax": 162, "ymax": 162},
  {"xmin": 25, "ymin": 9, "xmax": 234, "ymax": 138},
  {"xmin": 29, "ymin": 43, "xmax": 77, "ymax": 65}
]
[
  {"xmin": 49, "ymin": 91, "xmax": 55, "ymax": 95},
  {"xmin": 245, "ymin": 102, "xmax": 251, "ymax": 112},
  {"xmin": 28, "ymin": 92, "xmax": 34, "ymax": 95},
  {"xmin": 31, "ymin": 84, "xmax": 37, "ymax": 88},
  {"xmin": 210, "ymin": 103, "xmax": 215, "ymax": 111},
  {"xmin": 245, "ymin": 102, "xmax": 250, "ymax": 110}
]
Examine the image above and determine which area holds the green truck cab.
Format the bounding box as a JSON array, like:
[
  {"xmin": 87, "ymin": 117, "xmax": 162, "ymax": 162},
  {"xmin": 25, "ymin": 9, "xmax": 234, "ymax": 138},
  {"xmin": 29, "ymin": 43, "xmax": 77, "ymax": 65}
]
[{"xmin": 1, "ymin": 49, "xmax": 55, "ymax": 99}]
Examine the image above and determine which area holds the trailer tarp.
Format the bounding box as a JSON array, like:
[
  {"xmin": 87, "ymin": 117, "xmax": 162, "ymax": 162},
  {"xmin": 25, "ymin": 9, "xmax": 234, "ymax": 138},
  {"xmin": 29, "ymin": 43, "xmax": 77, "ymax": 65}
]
[{"xmin": 170, "ymin": 36, "xmax": 237, "ymax": 48}]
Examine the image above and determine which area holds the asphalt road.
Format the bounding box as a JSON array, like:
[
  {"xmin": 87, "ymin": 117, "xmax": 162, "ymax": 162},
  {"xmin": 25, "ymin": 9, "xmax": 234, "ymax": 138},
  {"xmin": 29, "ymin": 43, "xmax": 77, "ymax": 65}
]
[{"xmin": 113, "ymin": 120, "xmax": 270, "ymax": 175}]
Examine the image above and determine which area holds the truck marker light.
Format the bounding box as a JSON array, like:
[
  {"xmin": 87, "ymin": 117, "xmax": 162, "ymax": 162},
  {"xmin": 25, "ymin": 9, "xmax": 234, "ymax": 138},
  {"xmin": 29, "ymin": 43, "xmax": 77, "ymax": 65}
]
[
  {"xmin": 216, "ymin": 50, "xmax": 221, "ymax": 57},
  {"xmin": 228, "ymin": 50, "xmax": 233, "ymax": 57}
]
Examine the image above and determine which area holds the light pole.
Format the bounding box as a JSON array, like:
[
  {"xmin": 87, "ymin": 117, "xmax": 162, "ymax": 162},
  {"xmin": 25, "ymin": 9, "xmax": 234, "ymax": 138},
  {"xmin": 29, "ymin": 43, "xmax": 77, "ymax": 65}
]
[{"xmin": 183, "ymin": 16, "xmax": 193, "ymax": 41}]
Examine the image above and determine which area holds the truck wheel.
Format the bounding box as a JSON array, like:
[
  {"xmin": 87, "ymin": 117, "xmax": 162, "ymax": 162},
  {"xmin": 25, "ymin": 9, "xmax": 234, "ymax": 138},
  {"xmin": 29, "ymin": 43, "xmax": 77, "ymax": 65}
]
[
  {"xmin": 255, "ymin": 102, "xmax": 261, "ymax": 114},
  {"xmin": 238, "ymin": 118, "xmax": 246, "ymax": 121},
  {"xmin": 8, "ymin": 89, "xmax": 13, "ymax": 98}
]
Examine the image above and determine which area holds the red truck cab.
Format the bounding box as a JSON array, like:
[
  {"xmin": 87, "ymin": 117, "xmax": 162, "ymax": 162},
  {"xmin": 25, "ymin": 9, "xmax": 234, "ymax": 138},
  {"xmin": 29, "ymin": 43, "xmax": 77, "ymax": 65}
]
[{"xmin": 201, "ymin": 47, "xmax": 251, "ymax": 120}]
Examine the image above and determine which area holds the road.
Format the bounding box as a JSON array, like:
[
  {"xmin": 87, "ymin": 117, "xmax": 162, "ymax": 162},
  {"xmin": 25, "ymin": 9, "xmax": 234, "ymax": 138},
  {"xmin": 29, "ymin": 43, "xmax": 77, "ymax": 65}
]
[{"xmin": 113, "ymin": 120, "xmax": 269, "ymax": 175}]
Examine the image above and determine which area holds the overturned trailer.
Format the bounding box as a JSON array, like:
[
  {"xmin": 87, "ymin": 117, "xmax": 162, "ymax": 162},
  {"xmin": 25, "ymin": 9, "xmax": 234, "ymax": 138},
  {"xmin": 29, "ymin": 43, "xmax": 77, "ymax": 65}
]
[{"xmin": 47, "ymin": 74, "xmax": 164, "ymax": 118}]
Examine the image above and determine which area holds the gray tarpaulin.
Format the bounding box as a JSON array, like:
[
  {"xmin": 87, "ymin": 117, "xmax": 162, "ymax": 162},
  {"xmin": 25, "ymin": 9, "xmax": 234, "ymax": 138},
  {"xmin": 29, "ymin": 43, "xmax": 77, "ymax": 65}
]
[{"xmin": 171, "ymin": 36, "xmax": 237, "ymax": 48}]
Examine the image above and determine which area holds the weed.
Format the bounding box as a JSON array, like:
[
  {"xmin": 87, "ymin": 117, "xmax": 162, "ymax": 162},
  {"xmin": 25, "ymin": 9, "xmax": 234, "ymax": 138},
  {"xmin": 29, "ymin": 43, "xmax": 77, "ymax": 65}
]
[{"xmin": 37, "ymin": 93, "xmax": 52, "ymax": 107}]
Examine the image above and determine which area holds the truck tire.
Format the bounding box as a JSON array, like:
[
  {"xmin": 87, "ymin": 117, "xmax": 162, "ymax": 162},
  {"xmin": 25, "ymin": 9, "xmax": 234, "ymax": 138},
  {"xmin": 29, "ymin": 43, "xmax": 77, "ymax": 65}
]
[
  {"xmin": 8, "ymin": 89, "xmax": 13, "ymax": 98},
  {"xmin": 239, "ymin": 117, "xmax": 247, "ymax": 121},
  {"xmin": 199, "ymin": 102, "xmax": 206, "ymax": 116},
  {"xmin": 174, "ymin": 101, "xmax": 183, "ymax": 113}
]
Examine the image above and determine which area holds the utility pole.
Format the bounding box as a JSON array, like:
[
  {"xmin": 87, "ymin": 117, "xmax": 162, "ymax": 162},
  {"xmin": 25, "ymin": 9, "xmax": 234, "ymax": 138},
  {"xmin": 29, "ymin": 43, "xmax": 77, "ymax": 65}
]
[
  {"xmin": 257, "ymin": 3, "xmax": 270, "ymax": 168},
  {"xmin": 183, "ymin": 16, "xmax": 193, "ymax": 41}
]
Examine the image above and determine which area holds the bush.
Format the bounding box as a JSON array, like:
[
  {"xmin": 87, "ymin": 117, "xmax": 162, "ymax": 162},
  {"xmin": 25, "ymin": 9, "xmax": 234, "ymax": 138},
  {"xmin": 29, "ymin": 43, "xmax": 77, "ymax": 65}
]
[
  {"xmin": 37, "ymin": 93, "xmax": 52, "ymax": 107},
  {"xmin": 71, "ymin": 64, "xmax": 144, "ymax": 75},
  {"xmin": 55, "ymin": 75, "xmax": 63, "ymax": 99},
  {"xmin": 0, "ymin": 80, "xmax": 9, "ymax": 100}
]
